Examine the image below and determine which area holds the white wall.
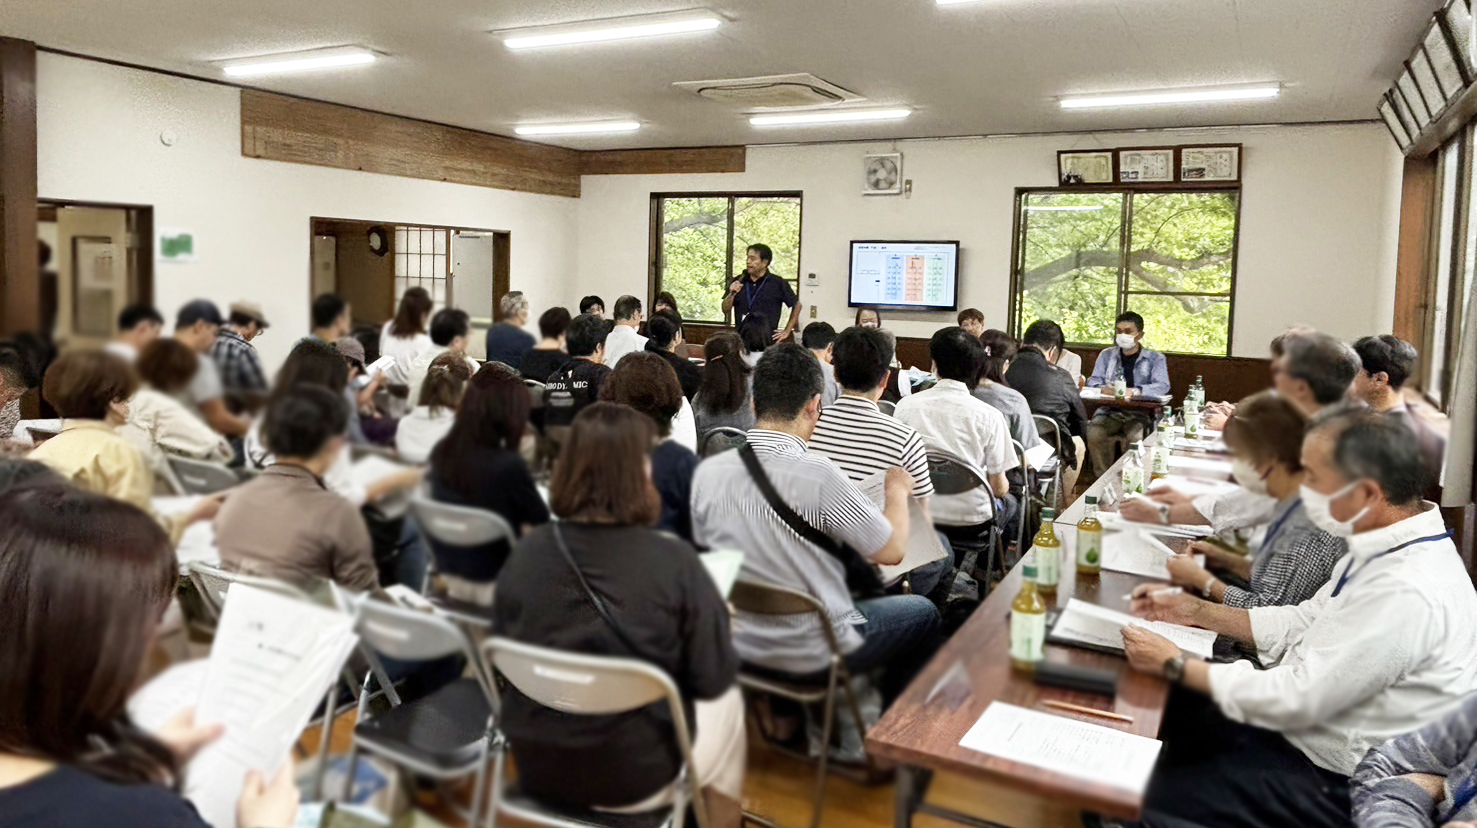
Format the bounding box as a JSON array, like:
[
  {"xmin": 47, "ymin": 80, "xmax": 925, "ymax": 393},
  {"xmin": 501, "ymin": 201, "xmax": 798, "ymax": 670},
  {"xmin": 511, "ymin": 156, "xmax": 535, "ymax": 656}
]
[
  {"xmin": 578, "ymin": 124, "xmax": 1404, "ymax": 358},
  {"xmin": 35, "ymin": 53, "xmax": 579, "ymax": 370}
]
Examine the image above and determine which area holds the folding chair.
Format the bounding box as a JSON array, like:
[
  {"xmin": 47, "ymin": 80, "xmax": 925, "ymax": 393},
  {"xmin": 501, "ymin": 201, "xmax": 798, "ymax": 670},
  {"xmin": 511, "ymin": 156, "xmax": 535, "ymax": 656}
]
[
  {"xmin": 168, "ymin": 456, "xmax": 240, "ymax": 496},
  {"xmin": 728, "ymin": 580, "xmax": 876, "ymax": 828},
  {"xmin": 1031, "ymin": 414, "xmax": 1066, "ymax": 510},
  {"xmin": 926, "ymin": 447, "xmax": 1003, "ymax": 587},
  {"xmin": 1009, "ymin": 440, "xmax": 1033, "ymax": 559},
  {"xmin": 482, "ymin": 637, "xmax": 709, "ymax": 828},
  {"xmin": 699, "ymin": 427, "xmax": 747, "ymax": 458},
  {"xmin": 344, "ymin": 598, "xmax": 496, "ymax": 825},
  {"xmin": 409, "ymin": 495, "xmax": 516, "ymax": 603},
  {"xmin": 876, "ymin": 399, "xmax": 897, "ymax": 417}
]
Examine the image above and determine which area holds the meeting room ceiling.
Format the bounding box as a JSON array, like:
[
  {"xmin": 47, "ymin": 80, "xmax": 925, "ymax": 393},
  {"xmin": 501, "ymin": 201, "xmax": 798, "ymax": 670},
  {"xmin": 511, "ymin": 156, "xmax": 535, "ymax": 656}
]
[{"xmin": 0, "ymin": 0, "xmax": 1441, "ymax": 148}]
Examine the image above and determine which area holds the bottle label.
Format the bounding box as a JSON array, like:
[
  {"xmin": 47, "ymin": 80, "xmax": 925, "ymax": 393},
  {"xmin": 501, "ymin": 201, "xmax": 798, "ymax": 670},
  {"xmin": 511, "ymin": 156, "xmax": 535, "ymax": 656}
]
[
  {"xmin": 1153, "ymin": 446, "xmax": 1170, "ymax": 475},
  {"xmin": 1078, "ymin": 529, "xmax": 1102, "ymax": 567},
  {"xmin": 1038, "ymin": 544, "xmax": 1060, "ymax": 586},
  {"xmin": 1010, "ymin": 610, "xmax": 1047, "ymax": 663}
]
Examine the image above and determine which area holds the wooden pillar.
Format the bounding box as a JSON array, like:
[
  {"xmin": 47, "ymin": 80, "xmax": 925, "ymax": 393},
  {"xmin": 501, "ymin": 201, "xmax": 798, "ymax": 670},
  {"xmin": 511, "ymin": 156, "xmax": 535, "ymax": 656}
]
[
  {"xmin": 1392, "ymin": 155, "xmax": 1437, "ymax": 350},
  {"xmin": 0, "ymin": 37, "xmax": 39, "ymax": 337}
]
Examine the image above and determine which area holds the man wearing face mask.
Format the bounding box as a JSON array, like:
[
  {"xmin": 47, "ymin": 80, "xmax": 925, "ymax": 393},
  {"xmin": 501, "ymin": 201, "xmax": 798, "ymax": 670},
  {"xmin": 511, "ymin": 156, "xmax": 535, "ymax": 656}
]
[
  {"xmin": 1084, "ymin": 311, "xmax": 1169, "ymax": 473},
  {"xmin": 1114, "ymin": 413, "xmax": 1477, "ymax": 828}
]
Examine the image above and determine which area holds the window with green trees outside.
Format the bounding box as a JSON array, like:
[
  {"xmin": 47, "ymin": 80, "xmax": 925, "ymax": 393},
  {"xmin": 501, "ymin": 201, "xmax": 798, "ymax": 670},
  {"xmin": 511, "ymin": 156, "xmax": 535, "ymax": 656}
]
[
  {"xmin": 652, "ymin": 193, "xmax": 802, "ymax": 324},
  {"xmin": 1012, "ymin": 189, "xmax": 1240, "ymax": 356}
]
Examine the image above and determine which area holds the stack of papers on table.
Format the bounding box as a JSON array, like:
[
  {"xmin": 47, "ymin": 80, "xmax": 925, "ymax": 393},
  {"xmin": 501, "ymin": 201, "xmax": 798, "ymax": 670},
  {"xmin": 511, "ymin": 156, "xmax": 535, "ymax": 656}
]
[
  {"xmin": 958, "ymin": 702, "xmax": 1163, "ymax": 794},
  {"xmin": 1096, "ymin": 508, "xmax": 1209, "ymax": 539},
  {"xmin": 1167, "ymin": 455, "xmax": 1234, "ymax": 476},
  {"xmin": 1051, "ymin": 598, "xmax": 1216, "ymax": 659},
  {"xmin": 1080, "ymin": 389, "xmax": 1173, "ymax": 404},
  {"xmin": 1148, "ymin": 475, "xmax": 1239, "ymax": 498},
  {"xmin": 1177, "ymin": 437, "xmax": 1229, "ymax": 454},
  {"xmin": 1101, "ymin": 531, "xmax": 1205, "ymax": 580}
]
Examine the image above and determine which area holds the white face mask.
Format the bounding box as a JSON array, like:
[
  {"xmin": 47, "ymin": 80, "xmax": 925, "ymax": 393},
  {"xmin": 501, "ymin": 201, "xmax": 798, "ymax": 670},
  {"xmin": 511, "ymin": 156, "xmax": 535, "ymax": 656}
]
[
  {"xmin": 860, "ymin": 321, "xmax": 879, "ymax": 329},
  {"xmin": 1115, "ymin": 333, "xmax": 1138, "ymax": 350},
  {"xmin": 1231, "ymin": 458, "xmax": 1269, "ymax": 497},
  {"xmin": 1300, "ymin": 480, "xmax": 1369, "ymax": 537}
]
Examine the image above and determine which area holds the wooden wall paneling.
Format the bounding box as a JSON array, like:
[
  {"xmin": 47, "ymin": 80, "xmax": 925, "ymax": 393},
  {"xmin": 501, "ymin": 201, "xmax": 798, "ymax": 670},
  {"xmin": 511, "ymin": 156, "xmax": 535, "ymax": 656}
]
[
  {"xmin": 580, "ymin": 146, "xmax": 746, "ymax": 175},
  {"xmin": 241, "ymin": 90, "xmax": 584, "ymax": 198},
  {"xmin": 1394, "ymin": 156, "xmax": 1438, "ymax": 348},
  {"xmin": 0, "ymin": 37, "xmax": 39, "ymax": 337}
]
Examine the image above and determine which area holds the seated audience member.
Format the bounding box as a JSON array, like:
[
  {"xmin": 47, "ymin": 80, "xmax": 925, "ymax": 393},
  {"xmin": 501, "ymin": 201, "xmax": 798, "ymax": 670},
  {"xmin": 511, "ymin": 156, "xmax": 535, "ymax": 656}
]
[
  {"xmin": 602, "ymin": 295, "xmax": 647, "ymax": 369},
  {"xmin": 1274, "ymin": 330, "xmax": 1362, "ymax": 422},
  {"xmin": 653, "ymin": 290, "xmax": 679, "ymax": 316},
  {"xmin": 1352, "ymin": 691, "xmax": 1477, "ymax": 828},
  {"xmin": 429, "ymin": 362, "xmax": 550, "ymax": 602},
  {"xmin": 494, "ymin": 403, "xmax": 743, "ymax": 822},
  {"xmin": 217, "ymin": 385, "xmax": 379, "ymax": 591},
  {"xmin": 519, "ymin": 306, "xmax": 572, "ymax": 383},
  {"xmin": 1202, "ymin": 325, "xmax": 1316, "ymax": 430},
  {"xmin": 692, "ymin": 344, "xmax": 940, "ymax": 704},
  {"xmin": 579, "ymin": 294, "xmax": 605, "ymax": 319},
  {"xmin": 333, "ymin": 338, "xmax": 375, "ymax": 446},
  {"xmin": 644, "ymin": 311, "xmax": 702, "ymax": 400},
  {"xmin": 120, "ymin": 339, "xmax": 233, "ymax": 479},
  {"xmin": 106, "ymin": 303, "xmax": 164, "ymax": 363},
  {"xmin": 601, "ymin": 352, "xmax": 699, "ymax": 541},
  {"xmin": 173, "ymin": 300, "xmax": 250, "ymax": 438},
  {"xmin": 801, "ymin": 321, "xmax": 840, "ymax": 408},
  {"xmin": 30, "ymin": 350, "xmax": 217, "ymax": 541},
  {"xmin": 855, "ymin": 306, "xmax": 882, "ymax": 329},
  {"xmin": 406, "ymin": 308, "xmax": 478, "ymax": 406},
  {"xmin": 1353, "ymin": 334, "xmax": 1446, "ymax": 494},
  {"xmin": 1085, "ymin": 311, "xmax": 1169, "ymax": 472},
  {"xmin": 956, "ymin": 308, "xmax": 985, "ymax": 338},
  {"xmin": 544, "ymin": 313, "xmax": 612, "ymax": 431},
  {"xmin": 379, "ymin": 287, "xmax": 434, "ymax": 389},
  {"xmin": 1122, "ymin": 414, "xmax": 1477, "ymax": 828},
  {"xmin": 310, "ymin": 293, "xmax": 352, "ymax": 343},
  {"xmin": 974, "ymin": 330, "xmax": 1046, "ymax": 452},
  {"xmin": 395, "ymin": 353, "xmax": 472, "ymax": 464},
  {"xmin": 895, "ymin": 327, "xmax": 1021, "ymax": 544},
  {"xmin": 738, "ymin": 314, "xmax": 771, "ymax": 369},
  {"xmin": 0, "ymin": 484, "xmax": 298, "ymax": 828},
  {"xmin": 1053, "ymin": 346, "xmax": 1084, "ymax": 388},
  {"xmin": 210, "ymin": 301, "xmax": 270, "ymax": 403},
  {"xmin": 693, "ymin": 331, "xmax": 755, "ymax": 436},
  {"xmin": 1159, "ymin": 392, "xmax": 1343, "ymax": 608},
  {"xmin": 0, "ymin": 346, "xmax": 37, "ymax": 442},
  {"xmin": 809, "ymin": 327, "xmax": 946, "ymax": 597},
  {"xmin": 1006, "ymin": 320, "xmax": 1087, "ymax": 472},
  {"xmin": 485, "ymin": 291, "xmax": 536, "ymax": 368}
]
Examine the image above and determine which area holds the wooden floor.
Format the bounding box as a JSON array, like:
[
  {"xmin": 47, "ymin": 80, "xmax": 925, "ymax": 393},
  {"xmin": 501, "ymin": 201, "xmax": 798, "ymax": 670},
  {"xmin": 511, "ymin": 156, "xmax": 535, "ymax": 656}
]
[{"xmin": 303, "ymin": 713, "xmax": 1082, "ymax": 828}]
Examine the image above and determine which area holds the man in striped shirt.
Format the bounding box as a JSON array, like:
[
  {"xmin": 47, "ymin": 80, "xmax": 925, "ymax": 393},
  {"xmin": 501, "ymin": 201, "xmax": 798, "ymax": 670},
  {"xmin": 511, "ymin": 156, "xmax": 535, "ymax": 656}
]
[{"xmin": 692, "ymin": 344, "xmax": 941, "ymax": 704}]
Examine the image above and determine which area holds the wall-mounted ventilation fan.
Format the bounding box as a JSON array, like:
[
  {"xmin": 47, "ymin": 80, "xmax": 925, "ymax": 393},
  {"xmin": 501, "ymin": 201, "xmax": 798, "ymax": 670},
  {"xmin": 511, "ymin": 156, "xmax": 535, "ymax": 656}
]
[{"xmin": 863, "ymin": 153, "xmax": 903, "ymax": 196}]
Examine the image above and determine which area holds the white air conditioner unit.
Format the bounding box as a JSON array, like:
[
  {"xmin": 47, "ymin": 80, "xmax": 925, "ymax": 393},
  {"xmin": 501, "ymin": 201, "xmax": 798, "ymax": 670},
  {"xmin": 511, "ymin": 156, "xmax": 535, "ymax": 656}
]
[{"xmin": 674, "ymin": 73, "xmax": 865, "ymax": 111}]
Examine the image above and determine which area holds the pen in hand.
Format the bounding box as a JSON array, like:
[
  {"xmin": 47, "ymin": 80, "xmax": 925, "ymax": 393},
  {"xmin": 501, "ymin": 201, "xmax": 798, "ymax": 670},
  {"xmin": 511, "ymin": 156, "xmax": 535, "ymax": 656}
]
[{"xmin": 1124, "ymin": 587, "xmax": 1183, "ymax": 601}]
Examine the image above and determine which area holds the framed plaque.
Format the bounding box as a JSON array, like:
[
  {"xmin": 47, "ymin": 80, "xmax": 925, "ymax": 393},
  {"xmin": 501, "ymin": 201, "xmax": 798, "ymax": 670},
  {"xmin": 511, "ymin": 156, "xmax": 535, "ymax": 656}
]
[
  {"xmin": 1179, "ymin": 145, "xmax": 1241, "ymax": 182},
  {"xmin": 1057, "ymin": 150, "xmax": 1116, "ymax": 185},
  {"xmin": 1117, "ymin": 148, "xmax": 1176, "ymax": 183}
]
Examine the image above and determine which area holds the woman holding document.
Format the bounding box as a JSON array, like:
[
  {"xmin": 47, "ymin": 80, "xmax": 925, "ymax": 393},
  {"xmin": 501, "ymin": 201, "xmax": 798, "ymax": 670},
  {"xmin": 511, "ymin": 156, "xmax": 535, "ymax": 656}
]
[
  {"xmin": 1158, "ymin": 392, "xmax": 1344, "ymax": 609},
  {"xmin": 0, "ymin": 474, "xmax": 297, "ymax": 828}
]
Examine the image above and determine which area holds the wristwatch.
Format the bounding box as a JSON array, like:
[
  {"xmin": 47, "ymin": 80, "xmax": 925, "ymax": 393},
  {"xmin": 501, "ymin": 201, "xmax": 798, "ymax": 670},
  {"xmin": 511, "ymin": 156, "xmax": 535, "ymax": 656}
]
[
  {"xmin": 1163, "ymin": 654, "xmax": 1186, "ymax": 683},
  {"xmin": 1156, "ymin": 502, "xmax": 1172, "ymax": 525}
]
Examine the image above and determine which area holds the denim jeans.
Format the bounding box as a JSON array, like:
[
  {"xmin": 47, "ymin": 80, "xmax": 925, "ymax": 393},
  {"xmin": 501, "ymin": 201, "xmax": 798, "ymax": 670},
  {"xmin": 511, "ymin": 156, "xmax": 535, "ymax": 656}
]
[{"xmin": 847, "ymin": 594, "xmax": 942, "ymax": 705}]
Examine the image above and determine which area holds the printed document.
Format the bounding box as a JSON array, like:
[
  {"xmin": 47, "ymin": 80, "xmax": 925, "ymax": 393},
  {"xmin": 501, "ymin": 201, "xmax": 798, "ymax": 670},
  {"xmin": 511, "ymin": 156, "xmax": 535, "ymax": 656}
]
[
  {"xmin": 1167, "ymin": 455, "xmax": 1234, "ymax": 476},
  {"xmin": 959, "ymin": 702, "xmax": 1163, "ymax": 794},
  {"xmin": 855, "ymin": 470, "xmax": 950, "ymax": 580},
  {"xmin": 700, "ymin": 550, "xmax": 746, "ymax": 598},
  {"xmin": 1052, "ymin": 598, "xmax": 1216, "ymax": 659},
  {"xmin": 1101, "ymin": 531, "xmax": 1205, "ymax": 580}
]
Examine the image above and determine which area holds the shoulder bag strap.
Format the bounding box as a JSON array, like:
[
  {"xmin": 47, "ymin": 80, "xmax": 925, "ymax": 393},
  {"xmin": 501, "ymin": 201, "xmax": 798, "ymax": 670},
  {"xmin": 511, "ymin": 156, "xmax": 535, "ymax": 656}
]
[
  {"xmin": 737, "ymin": 444, "xmax": 844, "ymax": 556},
  {"xmin": 550, "ymin": 523, "xmax": 643, "ymax": 655}
]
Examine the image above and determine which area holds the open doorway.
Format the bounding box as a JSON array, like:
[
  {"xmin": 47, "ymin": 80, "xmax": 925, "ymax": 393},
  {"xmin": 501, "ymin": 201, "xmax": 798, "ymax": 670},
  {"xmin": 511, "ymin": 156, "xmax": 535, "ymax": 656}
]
[
  {"xmin": 309, "ymin": 218, "xmax": 510, "ymax": 359},
  {"xmin": 39, "ymin": 200, "xmax": 153, "ymax": 348}
]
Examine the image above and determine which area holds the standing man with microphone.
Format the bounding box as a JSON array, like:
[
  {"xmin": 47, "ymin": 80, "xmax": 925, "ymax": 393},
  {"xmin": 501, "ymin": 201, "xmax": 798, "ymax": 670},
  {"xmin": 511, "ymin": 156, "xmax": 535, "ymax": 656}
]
[{"xmin": 722, "ymin": 243, "xmax": 803, "ymax": 343}]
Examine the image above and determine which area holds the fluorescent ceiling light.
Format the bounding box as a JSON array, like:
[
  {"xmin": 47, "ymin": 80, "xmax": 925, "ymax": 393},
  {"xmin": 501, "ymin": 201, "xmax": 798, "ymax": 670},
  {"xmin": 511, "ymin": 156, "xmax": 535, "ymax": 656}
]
[
  {"xmin": 1060, "ymin": 84, "xmax": 1281, "ymax": 110},
  {"xmin": 220, "ymin": 46, "xmax": 376, "ymax": 78},
  {"xmin": 514, "ymin": 121, "xmax": 641, "ymax": 136},
  {"xmin": 936, "ymin": 0, "xmax": 988, "ymax": 4},
  {"xmin": 498, "ymin": 10, "xmax": 722, "ymax": 50},
  {"xmin": 1024, "ymin": 205, "xmax": 1106, "ymax": 212},
  {"xmin": 749, "ymin": 108, "xmax": 911, "ymax": 126}
]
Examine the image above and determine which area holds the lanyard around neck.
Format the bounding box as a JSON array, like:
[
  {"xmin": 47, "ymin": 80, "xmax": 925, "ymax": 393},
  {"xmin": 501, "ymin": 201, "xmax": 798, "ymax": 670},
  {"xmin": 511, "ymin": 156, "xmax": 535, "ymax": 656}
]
[
  {"xmin": 1260, "ymin": 500, "xmax": 1302, "ymax": 551},
  {"xmin": 744, "ymin": 274, "xmax": 767, "ymax": 307},
  {"xmin": 1331, "ymin": 532, "xmax": 1450, "ymax": 597}
]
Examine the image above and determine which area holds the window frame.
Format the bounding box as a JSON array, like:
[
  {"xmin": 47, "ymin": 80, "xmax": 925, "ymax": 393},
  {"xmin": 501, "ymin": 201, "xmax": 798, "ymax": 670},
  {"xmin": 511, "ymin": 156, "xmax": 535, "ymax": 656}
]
[
  {"xmin": 648, "ymin": 190, "xmax": 805, "ymax": 325},
  {"xmin": 1417, "ymin": 123, "xmax": 1477, "ymax": 410},
  {"xmin": 1007, "ymin": 184, "xmax": 1244, "ymax": 358}
]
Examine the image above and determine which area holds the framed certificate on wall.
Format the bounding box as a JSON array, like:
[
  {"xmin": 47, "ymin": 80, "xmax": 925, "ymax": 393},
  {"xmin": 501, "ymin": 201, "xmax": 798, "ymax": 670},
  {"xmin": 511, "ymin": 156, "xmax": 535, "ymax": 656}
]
[
  {"xmin": 1179, "ymin": 145, "xmax": 1241, "ymax": 182},
  {"xmin": 1057, "ymin": 150, "xmax": 1116, "ymax": 185},
  {"xmin": 1117, "ymin": 148, "xmax": 1175, "ymax": 183}
]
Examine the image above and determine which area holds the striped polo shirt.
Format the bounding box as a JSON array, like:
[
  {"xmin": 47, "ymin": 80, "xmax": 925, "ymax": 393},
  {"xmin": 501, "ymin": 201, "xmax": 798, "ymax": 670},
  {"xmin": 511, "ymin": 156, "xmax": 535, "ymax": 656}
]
[
  {"xmin": 809, "ymin": 395, "xmax": 935, "ymax": 499},
  {"xmin": 691, "ymin": 429, "xmax": 892, "ymax": 673}
]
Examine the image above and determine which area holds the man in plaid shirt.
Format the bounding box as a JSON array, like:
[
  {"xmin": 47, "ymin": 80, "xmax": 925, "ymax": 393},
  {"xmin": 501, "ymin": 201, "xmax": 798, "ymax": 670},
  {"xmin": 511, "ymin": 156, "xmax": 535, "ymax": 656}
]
[{"xmin": 211, "ymin": 301, "xmax": 270, "ymax": 402}]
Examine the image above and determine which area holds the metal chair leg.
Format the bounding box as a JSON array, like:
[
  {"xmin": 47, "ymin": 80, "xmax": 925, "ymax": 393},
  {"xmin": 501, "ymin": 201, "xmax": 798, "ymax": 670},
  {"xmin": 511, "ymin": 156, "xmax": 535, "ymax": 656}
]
[{"xmin": 809, "ymin": 666, "xmax": 839, "ymax": 828}]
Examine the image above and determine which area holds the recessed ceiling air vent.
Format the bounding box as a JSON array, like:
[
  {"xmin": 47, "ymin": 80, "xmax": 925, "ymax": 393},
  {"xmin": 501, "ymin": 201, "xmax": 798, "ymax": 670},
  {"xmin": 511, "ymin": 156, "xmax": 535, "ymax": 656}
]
[{"xmin": 674, "ymin": 73, "xmax": 865, "ymax": 111}]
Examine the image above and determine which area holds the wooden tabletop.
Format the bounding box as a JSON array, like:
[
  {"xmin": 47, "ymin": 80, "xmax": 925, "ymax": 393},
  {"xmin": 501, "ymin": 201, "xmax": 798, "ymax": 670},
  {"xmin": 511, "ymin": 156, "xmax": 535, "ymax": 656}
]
[
  {"xmin": 866, "ymin": 529, "xmax": 1175, "ymax": 820},
  {"xmin": 1080, "ymin": 390, "xmax": 1171, "ymax": 413}
]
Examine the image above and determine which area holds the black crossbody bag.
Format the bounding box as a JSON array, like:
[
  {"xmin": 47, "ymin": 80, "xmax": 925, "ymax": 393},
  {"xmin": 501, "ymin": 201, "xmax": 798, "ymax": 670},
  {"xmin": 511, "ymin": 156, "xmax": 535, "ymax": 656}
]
[{"xmin": 737, "ymin": 445, "xmax": 885, "ymax": 599}]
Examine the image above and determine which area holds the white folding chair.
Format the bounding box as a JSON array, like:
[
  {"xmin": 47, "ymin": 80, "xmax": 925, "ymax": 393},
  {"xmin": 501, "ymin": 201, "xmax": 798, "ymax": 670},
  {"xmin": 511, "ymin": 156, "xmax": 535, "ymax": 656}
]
[
  {"xmin": 926, "ymin": 447, "xmax": 1002, "ymax": 586},
  {"xmin": 409, "ymin": 495, "xmax": 516, "ymax": 603},
  {"xmin": 699, "ymin": 427, "xmax": 747, "ymax": 458},
  {"xmin": 167, "ymin": 456, "xmax": 240, "ymax": 496},
  {"xmin": 1031, "ymin": 414, "xmax": 1066, "ymax": 509},
  {"xmin": 876, "ymin": 399, "xmax": 897, "ymax": 417},
  {"xmin": 482, "ymin": 637, "xmax": 708, "ymax": 828}
]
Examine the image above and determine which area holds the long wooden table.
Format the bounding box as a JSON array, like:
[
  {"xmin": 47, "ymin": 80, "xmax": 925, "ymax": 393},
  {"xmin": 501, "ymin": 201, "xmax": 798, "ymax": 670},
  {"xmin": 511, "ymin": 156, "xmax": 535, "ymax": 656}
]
[{"xmin": 867, "ymin": 440, "xmax": 1235, "ymax": 828}]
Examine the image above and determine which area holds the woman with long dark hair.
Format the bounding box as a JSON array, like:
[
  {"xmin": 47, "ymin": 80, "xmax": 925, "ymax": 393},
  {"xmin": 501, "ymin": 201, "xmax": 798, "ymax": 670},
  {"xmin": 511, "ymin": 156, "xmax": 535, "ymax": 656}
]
[
  {"xmin": 428, "ymin": 362, "xmax": 550, "ymax": 602},
  {"xmin": 0, "ymin": 484, "xmax": 297, "ymax": 827},
  {"xmin": 493, "ymin": 403, "xmax": 744, "ymax": 824},
  {"xmin": 692, "ymin": 331, "xmax": 755, "ymax": 436},
  {"xmin": 973, "ymin": 329, "xmax": 1045, "ymax": 451},
  {"xmin": 379, "ymin": 287, "xmax": 434, "ymax": 388}
]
